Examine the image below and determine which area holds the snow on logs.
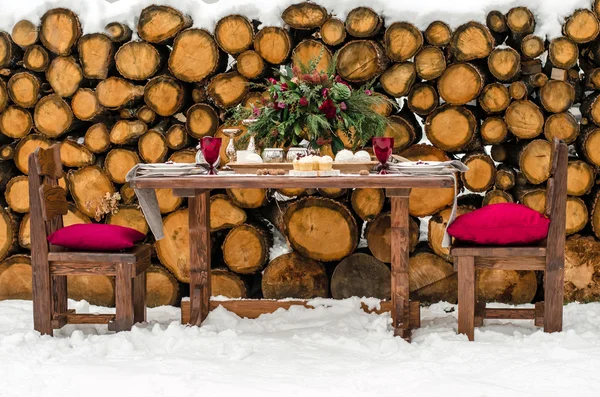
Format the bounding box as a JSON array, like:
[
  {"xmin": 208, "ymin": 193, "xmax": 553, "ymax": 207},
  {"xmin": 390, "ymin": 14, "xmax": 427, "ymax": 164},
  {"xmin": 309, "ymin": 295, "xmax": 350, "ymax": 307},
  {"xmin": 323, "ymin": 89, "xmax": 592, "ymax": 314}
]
[{"xmin": 1, "ymin": 3, "xmax": 600, "ymax": 307}]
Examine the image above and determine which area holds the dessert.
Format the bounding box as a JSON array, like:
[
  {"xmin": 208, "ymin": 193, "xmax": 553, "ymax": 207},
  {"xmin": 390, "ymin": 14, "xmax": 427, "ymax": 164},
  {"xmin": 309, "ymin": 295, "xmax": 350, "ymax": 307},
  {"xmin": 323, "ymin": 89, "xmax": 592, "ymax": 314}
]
[
  {"xmin": 353, "ymin": 150, "xmax": 371, "ymax": 162},
  {"xmin": 312, "ymin": 156, "xmax": 321, "ymax": 170},
  {"xmin": 335, "ymin": 149, "xmax": 354, "ymax": 163},
  {"xmin": 319, "ymin": 156, "xmax": 333, "ymax": 171},
  {"xmin": 245, "ymin": 153, "xmax": 263, "ymax": 163},
  {"xmin": 298, "ymin": 156, "xmax": 314, "ymax": 171},
  {"xmin": 293, "ymin": 158, "xmax": 300, "ymax": 170}
]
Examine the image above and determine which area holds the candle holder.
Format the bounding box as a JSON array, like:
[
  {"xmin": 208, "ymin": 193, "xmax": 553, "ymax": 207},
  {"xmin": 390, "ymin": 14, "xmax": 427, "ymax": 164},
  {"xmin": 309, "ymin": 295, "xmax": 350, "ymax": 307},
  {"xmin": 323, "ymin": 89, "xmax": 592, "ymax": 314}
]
[
  {"xmin": 242, "ymin": 118, "xmax": 258, "ymax": 153},
  {"xmin": 222, "ymin": 128, "xmax": 242, "ymax": 162}
]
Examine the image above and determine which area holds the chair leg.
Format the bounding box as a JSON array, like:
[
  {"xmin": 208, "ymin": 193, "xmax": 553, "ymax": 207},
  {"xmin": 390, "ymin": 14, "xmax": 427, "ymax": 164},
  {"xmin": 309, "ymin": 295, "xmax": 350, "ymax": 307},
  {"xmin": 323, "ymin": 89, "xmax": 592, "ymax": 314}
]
[
  {"xmin": 113, "ymin": 263, "xmax": 134, "ymax": 332},
  {"xmin": 133, "ymin": 272, "xmax": 146, "ymax": 324},
  {"xmin": 32, "ymin": 260, "xmax": 53, "ymax": 336},
  {"xmin": 544, "ymin": 266, "xmax": 564, "ymax": 333},
  {"xmin": 457, "ymin": 256, "xmax": 476, "ymax": 341},
  {"xmin": 52, "ymin": 276, "xmax": 68, "ymax": 315}
]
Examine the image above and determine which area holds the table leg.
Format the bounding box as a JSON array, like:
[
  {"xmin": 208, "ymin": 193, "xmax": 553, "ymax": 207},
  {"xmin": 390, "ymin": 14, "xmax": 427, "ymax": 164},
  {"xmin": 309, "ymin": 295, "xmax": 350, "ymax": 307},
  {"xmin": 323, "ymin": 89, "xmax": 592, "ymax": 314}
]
[
  {"xmin": 389, "ymin": 190, "xmax": 414, "ymax": 341},
  {"xmin": 188, "ymin": 191, "xmax": 211, "ymax": 327}
]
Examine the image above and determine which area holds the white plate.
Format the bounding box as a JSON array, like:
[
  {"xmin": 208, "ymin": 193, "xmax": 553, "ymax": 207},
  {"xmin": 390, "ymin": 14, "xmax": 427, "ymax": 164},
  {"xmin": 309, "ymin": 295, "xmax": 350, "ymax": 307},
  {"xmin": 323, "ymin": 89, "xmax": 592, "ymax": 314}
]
[{"xmin": 389, "ymin": 162, "xmax": 447, "ymax": 172}]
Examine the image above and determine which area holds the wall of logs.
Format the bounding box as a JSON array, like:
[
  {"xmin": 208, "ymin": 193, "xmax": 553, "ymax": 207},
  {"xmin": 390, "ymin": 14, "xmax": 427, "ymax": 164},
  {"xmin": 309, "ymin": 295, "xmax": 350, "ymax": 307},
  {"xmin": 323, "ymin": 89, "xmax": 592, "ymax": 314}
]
[{"xmin": 1, "ymin": 2, "xmax": 600, "ymax": 309}]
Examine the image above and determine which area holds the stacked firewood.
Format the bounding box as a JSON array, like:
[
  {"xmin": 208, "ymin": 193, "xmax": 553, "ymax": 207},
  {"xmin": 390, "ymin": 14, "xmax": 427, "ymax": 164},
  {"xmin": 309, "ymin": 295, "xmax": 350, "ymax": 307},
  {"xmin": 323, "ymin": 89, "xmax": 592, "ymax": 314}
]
[{"xmin": 1, "ymin": 3, "xmax": 600, "ymax": 308}]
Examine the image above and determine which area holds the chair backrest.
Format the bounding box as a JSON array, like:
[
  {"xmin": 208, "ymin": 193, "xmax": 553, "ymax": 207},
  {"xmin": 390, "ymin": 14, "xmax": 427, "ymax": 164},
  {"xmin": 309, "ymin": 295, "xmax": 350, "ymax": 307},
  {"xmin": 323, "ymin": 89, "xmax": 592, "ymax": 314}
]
[
  {"xmin": 545, "ymin": 138, "xmax": 568, "ymax": 254},
  {"xmin": 28, "ymin": 144, "xmax": 69, "ymax": 258}
]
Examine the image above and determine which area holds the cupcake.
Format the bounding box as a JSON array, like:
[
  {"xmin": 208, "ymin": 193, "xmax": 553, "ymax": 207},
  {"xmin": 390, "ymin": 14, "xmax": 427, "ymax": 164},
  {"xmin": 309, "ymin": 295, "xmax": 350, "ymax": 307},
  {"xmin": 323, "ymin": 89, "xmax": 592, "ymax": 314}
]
[
  {"xmin": 298, "ymin": 156, "xmax": 313, "ymax": 171},
  {"xmin": 312, "ymin": 156, "xmax": 321, "ymax": 170},
  {"xmin": 319, "ymin": 156, "xmax": 333, "ymax": 171},
  {"xmin": 293, "ymin": 158, "xmax": 300, "ymax": 170},
  {"xmin": 335, "ymin": 149, "xmax": 354, "ymax": 163}
]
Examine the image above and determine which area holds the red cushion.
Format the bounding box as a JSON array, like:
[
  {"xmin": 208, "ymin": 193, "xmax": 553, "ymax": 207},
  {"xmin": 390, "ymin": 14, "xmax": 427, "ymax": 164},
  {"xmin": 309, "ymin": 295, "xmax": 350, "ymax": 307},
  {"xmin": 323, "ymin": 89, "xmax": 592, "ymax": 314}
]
[
  {"xmin": 447, "ymin": 203, "xmax": 550, "ymax": 245},
  {"xmin": 48, "ymin": 224, "xmax": 145, "ymax": 251}
]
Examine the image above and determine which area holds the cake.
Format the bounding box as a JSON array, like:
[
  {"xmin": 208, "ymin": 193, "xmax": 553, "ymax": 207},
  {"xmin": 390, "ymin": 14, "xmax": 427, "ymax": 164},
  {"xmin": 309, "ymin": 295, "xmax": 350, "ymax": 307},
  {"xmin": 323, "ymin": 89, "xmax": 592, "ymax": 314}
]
[
  {"xmin": 319, "ymin": 156, "xmax": 333, "ymax": 171},
  {"xmin": 293, "ymin": 158, "xmax": 300, "ymax": 170},
  {"xmin": 312, "ymin": 156, "xmax": 321, "ymax": 170},
  {"xmin": 245, "ymin": 153, "xmax": 263, "ymax": 163},
  {"xmin": 335, "ymin": 149, "xmax": 354, "ymax": 163},
  {"xmin": 353, "ymin": 150, "xmax": 371, "ymax": 162},
  {"xmin": 298, "ymin": 156, "xmax": 314, "ymax": 171}
]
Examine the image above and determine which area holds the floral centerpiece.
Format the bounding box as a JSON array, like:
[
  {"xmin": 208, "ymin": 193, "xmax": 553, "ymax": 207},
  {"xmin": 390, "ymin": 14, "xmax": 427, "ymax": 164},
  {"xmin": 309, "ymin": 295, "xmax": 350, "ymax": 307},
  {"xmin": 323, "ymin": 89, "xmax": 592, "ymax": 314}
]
[{"xmin": 229, "ymin": 59, "xmax": 393, "ymax": 153}]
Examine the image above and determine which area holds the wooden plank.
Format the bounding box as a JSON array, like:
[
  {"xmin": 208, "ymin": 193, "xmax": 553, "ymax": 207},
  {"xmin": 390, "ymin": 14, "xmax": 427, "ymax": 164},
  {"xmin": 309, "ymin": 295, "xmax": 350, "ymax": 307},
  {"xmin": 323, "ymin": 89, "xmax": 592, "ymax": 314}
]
[
  {"xmin": 49, "ymin": 262, "xmax": 117, "ymax": 276},
  {"xmin": 389, "ymin": 194, "xmax": 411, "ymax": 340},
  {"xmin": 53, "ymin": 313, "xmax": 116, "ymax": 325},
  {"xmin": 484, "ymin": 308, "xmax": 536, "ymax": 320},
  {"xmin": 181, "ymin": 299, "xmax": 421, "ymax": 324},
  {"xmin": 188, "ymin": 192, "xmax": 211, "ymax": 327},
  {"xmin": 457, "ymin": 256, "xmax": 475, "ymax": 341},
  {"xmin": 451, "ymin": 245, "xmax": 546, "ymax": 257},
  {"xmin": 112, "ymin": 262, "xmax": 134, "ymax": 332},
  {"xmin": 39, "ymin": 185, "xmax": 68, "ymax": 221},
  {"xmin": 130, "ymin": 174, "xmax": 455, "ymax": 190},
  {"xmin": 48, "ymin": 244, "xmax": 151, "ymax": 264},
  {"xmin": 474, "ymin": 256, "xmax": 546, "ymax": 270},
  {"xmin": 535, "ymin": 302, "xmax": 544, "ymax": 327},
  {"xmin": 173, "ymin": 188, "xmax": 209, "ymax": 197},
  {"xmin": 35, "ymin": 145, "xmax": 63, "ymax": 178}
]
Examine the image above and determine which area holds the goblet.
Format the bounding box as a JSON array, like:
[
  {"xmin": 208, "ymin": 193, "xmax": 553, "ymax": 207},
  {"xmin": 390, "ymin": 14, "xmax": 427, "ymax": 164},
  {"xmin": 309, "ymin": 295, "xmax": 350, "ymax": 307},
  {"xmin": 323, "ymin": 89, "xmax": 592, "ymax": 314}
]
[
  {"xmin": 222, "ymin": 128, "xmax": 242, "ymax": 162},
  {"xmin": 372, "ymin": 137, "xmax": 394, "ymax": 174},
  {"xmin": 201, "ymin": 137, "xmax": 222, "ymax": 175}
]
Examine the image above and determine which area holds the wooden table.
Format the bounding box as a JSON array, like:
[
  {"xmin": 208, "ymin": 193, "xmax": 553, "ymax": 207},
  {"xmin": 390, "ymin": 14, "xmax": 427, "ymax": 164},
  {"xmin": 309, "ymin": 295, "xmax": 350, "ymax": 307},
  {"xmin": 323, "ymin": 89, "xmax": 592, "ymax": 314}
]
[{"xmin": 130, "ymin": 174, "xmax": 455, "ymax": 341}]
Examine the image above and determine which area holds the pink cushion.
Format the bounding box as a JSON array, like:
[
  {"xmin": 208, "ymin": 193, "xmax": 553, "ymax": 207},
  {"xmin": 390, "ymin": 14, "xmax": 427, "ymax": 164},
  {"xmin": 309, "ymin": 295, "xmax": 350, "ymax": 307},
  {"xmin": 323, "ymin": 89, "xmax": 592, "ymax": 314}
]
[
  {"xmin": 447, "ymin": 203, "xmax": 550, "ymax": 245},
  {"xmin": 48, "ymin": 224, "xmax": 145, "ymax": 251}
]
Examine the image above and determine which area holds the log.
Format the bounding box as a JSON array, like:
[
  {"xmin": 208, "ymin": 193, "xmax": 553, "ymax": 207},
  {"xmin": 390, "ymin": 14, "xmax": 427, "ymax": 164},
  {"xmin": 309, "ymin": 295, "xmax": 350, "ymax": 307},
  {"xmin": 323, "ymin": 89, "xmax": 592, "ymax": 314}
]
[
  {"xmin": 515, "ymin": 139, "xmax": 553, "ymax": 184},
  {"xmin": 169, "ymin": 148, "xmax": 196, "ymax": 163},
  {"xmin": 211, "ymin": 268, "xmax": 247, "ymax": 299},
  {"xmin": 291, "ymin": 40, "xmax": 333, "ymax": 73},
  {"xmin": 96, "ymin": 77, "xmax": 144, "ymax": 109},
  {"xmin": 331, "ymin": 253, "xmax": 391, "ymax": 299},
  {"xmin": 165, "ymin": 124, "xmax": 189, "ymax": 150},
  {"xmin": 320, "ymin": 18, "xmax": 346, "ymax": 46},
  {"xmin": 39, "ymin": 8, "xmax": 81, "ymax": 55},
  {"xmin": 262, "ymin": 252, "xmax": 328, "ymax": 299},
  {"xmin": 104, "ymin": 148, "xmax": 140, "ymax": 184},
  {"xmin": 424, "ymin": 21, "xmax": 452, "ymax": 47},
  {"xmin": 564, "ymin": 235, "xmax": 600, "ymax": 302},
  {"xmin": 521, "ymin": 35, "xmax": 545, "ymax": 59},
  {"xmin": 580, "ymin": 92, "xmax": 600, "ymax": 126},
  {"xmin": 210, "ymin": 194, "xmax": 247, "ymax": 231},
  {"xmin": 0, "ymin": 143, "xmax": 15, "ymax": 161},
  {"xmin": 409, "ymin": 251, "xmax": 456, "ymax": 304},
  {"xmin": 169, "ymin": 28, "xmax": 226, "ymax": 82},
  {"xmin": 544, "ymin": 112, "xmax": 579, "ymax": 144},
  {"xmin": 479, "ymin": 83, "xmax": 510, "ymax": 114},
  {"xmin": 506, "ymin": 6, "xmax": 535, "ymax": 35},
  {"xmin": 223, "ymin": 223, "xmax": 272, "ymax": 274},
  {"xmin": 106, "ymin": 205, "xmax": 149, "ymax": 235},
  {"xmin": 539, "ymin": 80, "xmax": 575, "ymax": 113},
  {"xmin": 14, "ymin": 134, "xmax": 51, "ymax": 174},
  {"xmin": 495, "ymin": 165, "xmax": 516, "ymax": 191},
  {"xmin": 481, "ymin": 116, "xmax": 508, "ymax": 145},
  {"xmin": 253, "ymin": 27, "xmax": 292, "ymax": 65},
  {"xmin": 383, "ymin": 113, "xmax": 421, "ymax": 153},
  {"xmin": 0, "ymin": 79, "xmax": 8, "ymax": 113},
  {"xmin": 0, "ymin": 255, "xmax": 32, "ymax": 300},
  {"xmin": 138, "ymin": 129, "xmax": 168, "ymax": 163},
  {"xmin": 483, "ymin": 189, "xmax": 514, "ymax": 206},
  {"xmin": 155, "ymin": 209, "xmax": 188, "ymax": 282},
  {"xmin": 67, "ymin": 166, "xmax": 116, "ymax": 219},
  {"xmin": 577, "ymin": 126, "xmax": 600, "ymax": 167},
  {"xmin": 120, "ymin": 185, "xmax": 136, "ymax": 205},
  {"xmin": 428, "ymin": 206, "xmax": 474, "ymax": 261},
  {"xmin": 78, "ymin": 33, "xmax": 114, "ymax": 80},
  {"xmin": 317, "ymin": 188, "xmax": 347, "ymax": 199},
  {"xmin": 383, "ymin": 22, "xmax": 423, "ymax": 62},
  {"xmin": 509, "ymin": 80, "xmax": 528, "ymax": 100},
  {"xmin": 227, "ymin": 188, "xmax": 268, "ymax": 209},
  {"xmin": 60, "ymin": 139, "xmax": 95, "ymax": 168},
  {"xmin": 109, "ymin": 119, "xmax": 147, "ymax": 145},
  {"xmin": 11, "ymin": 20, "xmax": 38, "ymax": 48},
  {"xmin": 548, "ymin": 37, "xmax": 578, "ymax": 69},
  {"xmin": 0, "ymin": 106, "xmax": 33, "ymax": 139},
  {"xmin": 282, "ymin": 2, "xmax": 328, "ymax": 30},
  {"xmin": 414, "ymin": 46, "xmax": 446, "ymax": 81},
  {"xmin": 277, "ymin": 188, "xmax": 309, "ymax": 198},
  {"xmin": 84, "ymin": 123, "xmax": 111, "ymax": 154},
  {"xmin": 425, "ymin": 105, "xmax": 477, "ymax": 152},
  {"xmin": 345, "ymin": 7, "xmax": 383, "ymax": 38},
  {"xmin": 104, "ymin": 22, "xmax": 132, "ymax": 43},
  {"xmin": 46, "ymin": 55, "xmax": 82, "ymax": 97},
  {"xmin": 278, "ymin": 197, "xmax": 358, "ymax": 262},
  {"xmin": 504, "ymin": 100, "xmax": 544, "ymax": 139},
  {"xmin": 215, "ymin": 15, "xmax": 254, "ymax": 54},
  {"xmin": 564, "ymin": 9, "xmax": 599, "ymax": 44},
  {"xmin": 486, "ymin": 11, "xmax": 508, "ymax": 44},
  {"xmin": 336, "ymin": 40, "xmax": 389, "ymax": 82},
  {"xmin": 366, "ymin": 212, "xmax": 420, "ymax": 263},
  {"xmin": 33, "ymin": 94, "xmax": 74, "ymax": 138},
  {"xmin": 438, "ymin": 63, "xmax": 484, "ymax": 106},
  {"xmin": 477, "ymin": 269, "xmax": 537, "ymax": 304},
  {"xmin": 567, "ymin": 160, "xmax": 594, "ymax": 196},
  {"xmin": 236, "ymin": 50, "xmax": 266, "ymax": 80},
  {"xmin": 380, "ymin": 61, "xmax": 417, "ymax": 97},
  {"xmin": 144, "ymin": 75, "xmax": 186, "ymax": 116},
  {"xmin": 137, "ymin": 5, "xmax": 192, "ymax": 44},
  {"xmin": 67, "ymin": 275, "xmax": 115, "ymax": 306},
  {"xmin": 155, "ymin": 188, "xmax": 183, "ymax": 214},
  {"xmin": 5, "ymin": 176, "xmax": 29, "ymax": 213},
  {"xmin": 135, "ymin": 106, "xmax": 156, "ymax": 125},
  {"xmin": 407, "ymin": 83, "xmax": 438, "ymax": 116},
  {"xmin": 487, "ymin": 47, "xmax": 520, "ymax": 82},
  {"xmin": 72, "ymin": 88, "xmax": 104, "ymax": 121},
  {"xmin": 206, "ymin": 72, "xmax": 249, "ymax": 109},
  {"xmin": 8, "ymin": 71, "xmax": 41, "ymax": 108},
  {"xmin": 115, "ymin": 40, "xmax": 164, "ymax": 81},
  {"xmin": 449, "ymin": 22, "xmax": 494, "ymax": 61},
  {"xmin": 461, "ymin": 152, "xmax": 496, "ymax": 192},
  {"xmin": 350, "ymin": 188, "xmax": 384, "ymax": 221},
  {"xmin": 186, "ymin": 103, "xmax": 220, "ymax": 139}
]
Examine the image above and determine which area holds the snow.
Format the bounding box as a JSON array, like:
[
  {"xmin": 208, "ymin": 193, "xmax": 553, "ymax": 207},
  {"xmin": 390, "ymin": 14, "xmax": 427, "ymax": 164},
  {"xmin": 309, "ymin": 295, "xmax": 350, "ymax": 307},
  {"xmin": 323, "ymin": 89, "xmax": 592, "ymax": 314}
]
[
  {"xmin": 3, "ymin": 299, "xmax": 600, "ymax": 396},
  {"xmin": 0, "ymin": 0, "xmax": 592, "ymax": 39}
]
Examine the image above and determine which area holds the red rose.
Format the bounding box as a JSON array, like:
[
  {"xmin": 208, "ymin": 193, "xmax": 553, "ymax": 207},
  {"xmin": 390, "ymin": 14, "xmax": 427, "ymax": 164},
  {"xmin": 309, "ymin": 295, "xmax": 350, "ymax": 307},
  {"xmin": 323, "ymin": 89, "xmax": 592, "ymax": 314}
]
[
  {"xmin": 339, "ymin": 101, "xmax": 347, "ymax": 111},
  {"xmin": 280, "ymin": 83, "xmax": 289, "ymax": 91},
  {"xmin": 299, "ymin": 97, "xmax": 309, "ymax": 106},
  {"xmin": 268, "ymin": 78, "xmax": 277, "ymax": 85},
  {"xmin": 276, "ymin": 102, "xmax": 286, "ymax": 109},
  {"xmin": 322, "ymin": 88, "xmax": 329, "ymax": 98},
  {"xmin": 335, "ymin": 75, "xmax": 352, "ymax": 89},
  {"xmin": 319, "ymin": 99, "xmax": 336, "ymax": 119}
]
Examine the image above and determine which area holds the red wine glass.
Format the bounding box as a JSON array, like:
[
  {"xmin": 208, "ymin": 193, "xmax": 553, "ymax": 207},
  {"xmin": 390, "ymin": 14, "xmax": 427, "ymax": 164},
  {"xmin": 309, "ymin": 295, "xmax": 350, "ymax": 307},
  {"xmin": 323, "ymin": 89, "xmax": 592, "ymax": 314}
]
[
  {"xmin": 201, "ymin": 137, "xmax": 222, "ymax": 175},
  {"xmin": 372, "ymin": 137, "xmax": 394, "ymax": 174}
]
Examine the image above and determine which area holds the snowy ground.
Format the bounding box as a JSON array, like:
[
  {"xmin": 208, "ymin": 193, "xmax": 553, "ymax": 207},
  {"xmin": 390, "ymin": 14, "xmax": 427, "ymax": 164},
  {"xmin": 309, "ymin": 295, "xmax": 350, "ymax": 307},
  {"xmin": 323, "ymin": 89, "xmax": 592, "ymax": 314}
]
[{"xmin": 2, "ymin": 299, "xmax": 600, "ymax": 397}]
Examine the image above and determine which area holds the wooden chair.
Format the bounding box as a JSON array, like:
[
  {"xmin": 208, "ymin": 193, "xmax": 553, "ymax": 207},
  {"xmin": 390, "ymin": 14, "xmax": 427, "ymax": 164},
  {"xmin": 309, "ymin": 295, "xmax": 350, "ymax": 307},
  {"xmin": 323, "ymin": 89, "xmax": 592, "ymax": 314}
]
[
  {"xmin": 30, "ymin": 144, "xmax": 151, "ymax": 335},
  {"xmin": 451, "ymin": 138, "xmax": 568, "ymax": 341}
]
